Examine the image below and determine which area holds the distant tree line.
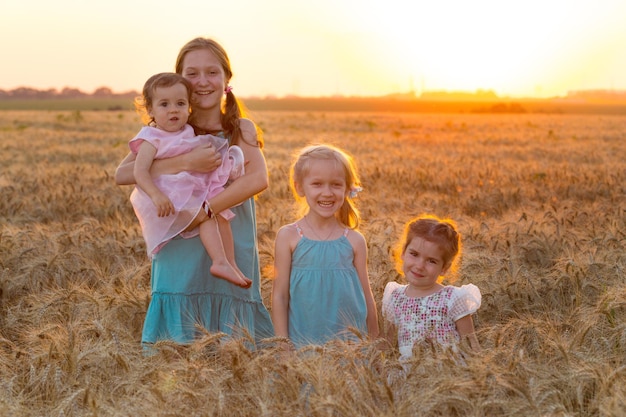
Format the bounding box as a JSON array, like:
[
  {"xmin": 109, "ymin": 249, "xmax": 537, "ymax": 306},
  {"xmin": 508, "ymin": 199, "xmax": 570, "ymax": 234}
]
[
  {"xmin": 0, "ymin": 87, "xmax": 139, "ymax": 100},
  {"xmin": 564, "ymin": 89, "xmax": 626, "ymax": 102}
]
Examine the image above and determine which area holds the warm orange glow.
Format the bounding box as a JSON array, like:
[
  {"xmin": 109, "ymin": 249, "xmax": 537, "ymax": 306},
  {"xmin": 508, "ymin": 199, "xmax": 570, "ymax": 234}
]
[{"xmin": 1, "ymin": 0, "xmax": 625, "ymax": 98}]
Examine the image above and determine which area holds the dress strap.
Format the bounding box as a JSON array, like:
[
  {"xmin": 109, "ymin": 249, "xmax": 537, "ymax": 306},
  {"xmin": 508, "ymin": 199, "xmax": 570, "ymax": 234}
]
[{"xmin": 294, "ymin": 222, "xmax": 304, "ymax": 238}]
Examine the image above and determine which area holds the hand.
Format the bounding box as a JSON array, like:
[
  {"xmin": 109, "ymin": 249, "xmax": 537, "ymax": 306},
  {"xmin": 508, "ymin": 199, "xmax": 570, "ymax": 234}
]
[
  {"xmin": 275, "ymin": 339, "xmax": 295, "ymax": 361},
  {"xmin": 185, "ymin": 143, "xmax": 222, "ymax": 173},
  {"xmin": 152, "ymin": 193, "xmax": 175, "ymax": 217}
]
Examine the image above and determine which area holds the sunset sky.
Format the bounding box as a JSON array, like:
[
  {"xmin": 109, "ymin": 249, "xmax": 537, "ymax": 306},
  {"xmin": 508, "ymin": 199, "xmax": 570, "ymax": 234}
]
[{"xmin": 2, "ymin": 0, "xmax": 625, "ymax": 98}]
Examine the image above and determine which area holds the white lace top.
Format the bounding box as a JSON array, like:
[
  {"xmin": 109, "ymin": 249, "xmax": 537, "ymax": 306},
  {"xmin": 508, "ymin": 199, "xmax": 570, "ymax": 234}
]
[{"xmin": 382, "ymin": 282, "xmax": 481, "ymax": 361}]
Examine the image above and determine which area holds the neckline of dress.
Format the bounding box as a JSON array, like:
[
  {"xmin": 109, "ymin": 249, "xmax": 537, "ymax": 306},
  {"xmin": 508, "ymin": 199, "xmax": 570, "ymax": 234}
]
[
  {"xmin": 198, "ymin": 129, "xmax": 224, "ymax": 136},
  {"xmin": 300, "ymin": 234, "xmax": 346, "ymax": 243},
  {"xmin": 403, "ymin": 284, "xmax": 447, "ymax": 299},
  {"xmin": 295, "ymin": 221, "xmax": 347, "ymax": 242}
]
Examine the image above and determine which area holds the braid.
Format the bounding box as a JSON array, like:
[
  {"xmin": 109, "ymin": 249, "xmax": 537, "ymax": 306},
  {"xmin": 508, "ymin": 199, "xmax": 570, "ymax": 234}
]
[{"xmin": 221, "ymin": 89, "xmax": 242, "ymax": 145}]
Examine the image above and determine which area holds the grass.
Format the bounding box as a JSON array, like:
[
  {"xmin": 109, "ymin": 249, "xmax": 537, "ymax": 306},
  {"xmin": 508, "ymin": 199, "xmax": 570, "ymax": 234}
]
[{"xmin": 0, "ymin": 110, "xmax": 624, "ymax": 416}]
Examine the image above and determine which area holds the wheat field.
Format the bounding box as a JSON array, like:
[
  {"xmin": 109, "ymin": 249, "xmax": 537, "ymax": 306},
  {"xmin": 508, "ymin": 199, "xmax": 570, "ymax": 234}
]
[{"xmin": 0, "ymin": 109, "xmax": 624, "ymax": 416}]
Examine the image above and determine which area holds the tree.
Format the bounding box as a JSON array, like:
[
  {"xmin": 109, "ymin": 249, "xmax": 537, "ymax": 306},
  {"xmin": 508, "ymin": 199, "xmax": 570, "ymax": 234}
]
[
  {"xmin": 60, "ymin": 87, "xmax": 86, "ymax": 98},
  {"xmin": 93, "ymin": 87, "xmax": 113, "ymax": 97}
]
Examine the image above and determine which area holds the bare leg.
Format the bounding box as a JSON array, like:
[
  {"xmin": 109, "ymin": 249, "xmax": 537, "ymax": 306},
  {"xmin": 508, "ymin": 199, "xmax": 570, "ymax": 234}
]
[
  {"xmin": 216, "ymin": 216, "xmax": 248, "ymax": 281},
  {"xmin": 198, "ymin": 215, "xmax": 252, "ymax": 288}
]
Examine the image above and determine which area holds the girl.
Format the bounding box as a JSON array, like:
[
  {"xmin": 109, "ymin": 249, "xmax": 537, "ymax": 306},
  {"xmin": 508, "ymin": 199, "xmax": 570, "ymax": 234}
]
[
  {"xmin": 382, "ymin": 214, "xmax": 481, "ymax": 362},
  {"xmin": 116, "ymin": 38, "xmax": 273, "ymax": 347},
  {"xmin": 129, "ymin": 72, "xmax": 251, "ymax": 288},
  {"xmin": 271, "ymin": 144, "xmax": 379, "ymax": 348}
]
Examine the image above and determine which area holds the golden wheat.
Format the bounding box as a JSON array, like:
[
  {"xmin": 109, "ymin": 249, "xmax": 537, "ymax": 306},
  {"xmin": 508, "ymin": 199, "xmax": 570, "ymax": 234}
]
[{"xmin": 0, "ymin": 110, "xmax": 624, "ymax": 416}]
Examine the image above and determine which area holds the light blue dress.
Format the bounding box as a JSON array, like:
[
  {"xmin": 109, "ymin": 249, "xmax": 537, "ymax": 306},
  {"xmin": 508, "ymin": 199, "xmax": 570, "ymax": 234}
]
[
  {"xmin": 288, "ymin": 224, "xmax": 367, "ymax": 348},
  {"xmin": 140, "ymin": 133, "xmax": 274, "ymax": 346}
]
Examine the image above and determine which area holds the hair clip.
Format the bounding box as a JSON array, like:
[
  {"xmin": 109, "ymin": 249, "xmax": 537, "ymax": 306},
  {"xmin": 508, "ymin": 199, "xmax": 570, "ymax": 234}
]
[
  {"xmin": 224, "ymin": 85, "xmax": 233, "ymax": 94},
  {"xmin": 349, "ymin": 186, "xmax": 363, "ymax": 199}
]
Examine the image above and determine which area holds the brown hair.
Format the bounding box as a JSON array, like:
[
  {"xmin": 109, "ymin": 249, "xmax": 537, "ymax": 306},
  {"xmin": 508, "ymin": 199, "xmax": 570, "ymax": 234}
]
[
  {"xmin": 134, "ymin": 72, "xmax": 191, "ymax": 126},
  {"xmin": 290, "ymin": 144, "xmax": 362, "ymax": 229},
  {"xmin": 395, "ymin": 214, "xmax": 462, "ymax": 279},
  {"xmin": 175, "ymin": 37, "xmax": 261, "ymax": 147}
]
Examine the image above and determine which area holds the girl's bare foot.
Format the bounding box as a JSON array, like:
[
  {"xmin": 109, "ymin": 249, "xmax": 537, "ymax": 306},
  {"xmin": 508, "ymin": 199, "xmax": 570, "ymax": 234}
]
[{"xmin": 210, "ymin": 262, "xmax": 252, "ymax": 288}]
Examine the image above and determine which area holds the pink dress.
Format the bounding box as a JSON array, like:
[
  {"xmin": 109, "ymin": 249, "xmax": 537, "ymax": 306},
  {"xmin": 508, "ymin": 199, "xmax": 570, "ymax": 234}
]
[
  {"xmin": 129, "ymin": 125, "xmax": 243, "ymax": 257},
  {"xmin": 382, "ymin": 282, "xmax": 481, "ymax": 361}
]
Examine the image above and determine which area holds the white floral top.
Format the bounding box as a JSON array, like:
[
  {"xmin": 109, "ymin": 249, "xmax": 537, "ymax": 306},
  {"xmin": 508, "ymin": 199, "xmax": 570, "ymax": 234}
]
[{"xmin": 382, "ymin": 282, "xmax": 481, "ymax": 361}]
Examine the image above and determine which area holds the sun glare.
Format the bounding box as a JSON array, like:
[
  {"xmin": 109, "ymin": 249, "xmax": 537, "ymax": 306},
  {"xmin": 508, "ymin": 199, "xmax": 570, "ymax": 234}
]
[
  {"xmin": 333, "ymin": 0, "xmax": 626, "ymax": 97},
  {"xmin": 2, "ymin": 0, "xmax": 626, "ymax": 98}
]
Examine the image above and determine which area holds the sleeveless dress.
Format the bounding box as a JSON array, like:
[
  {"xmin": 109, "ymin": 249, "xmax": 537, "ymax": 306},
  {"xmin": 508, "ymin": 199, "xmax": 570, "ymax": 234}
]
[
  {"xmin": 129, "ymin": 125, "xmax": 243, "ymax": 257},
  {"xmin": 382, "ymin": 282, "xmax": 481, "ymax": 361},
  {"xmin": 288, "ymin": 223, "xmax": 367, "ymax": 348},
  {"xmin": 140, "ymin": 131, "xmax": 274, "ymax": 346}
]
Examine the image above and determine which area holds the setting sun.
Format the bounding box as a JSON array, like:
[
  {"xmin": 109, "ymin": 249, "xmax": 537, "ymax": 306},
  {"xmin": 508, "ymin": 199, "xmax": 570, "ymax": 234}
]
[
  {"xmin": 1, "ymin": 0, "xmax": 625, "ymax": 98},
  {"xmin": 329, "ymin": 0, "xmax": 626, "ymax": 97}
]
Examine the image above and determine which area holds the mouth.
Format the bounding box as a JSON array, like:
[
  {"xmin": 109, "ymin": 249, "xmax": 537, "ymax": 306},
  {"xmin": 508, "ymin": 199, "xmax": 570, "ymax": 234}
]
[
  {"xmin": 409, "ymin": 270, "xmax": 424, "ymax": 279},
  {"xmin": 318, "ymin": 201, "xmax": 335, "ymax": 208},
  {"xmin": 195, "ymin": 90, "xmax": 214, "ymax": 96}
]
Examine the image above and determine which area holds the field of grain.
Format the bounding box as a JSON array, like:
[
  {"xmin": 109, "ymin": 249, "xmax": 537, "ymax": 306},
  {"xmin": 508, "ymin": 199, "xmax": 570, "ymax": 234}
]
[{"xmin": 0, "ymin": 110, "xmax": 624, "ymax": 416}]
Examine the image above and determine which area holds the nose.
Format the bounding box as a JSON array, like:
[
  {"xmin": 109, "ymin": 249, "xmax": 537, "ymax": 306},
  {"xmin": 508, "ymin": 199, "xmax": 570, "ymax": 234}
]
[
  {"xmin": 321, "ymin": 184, "xmax": 333, "ymax": 195},
  {"xmin": 197, "ymin": 73, "xmax": 209, "ymax": 85}
]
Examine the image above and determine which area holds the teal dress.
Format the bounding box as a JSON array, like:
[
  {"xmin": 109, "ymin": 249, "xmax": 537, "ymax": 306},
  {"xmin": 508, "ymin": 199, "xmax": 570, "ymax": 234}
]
[
  {"xmin": 288, "ymin": 225, "xmax": 367, "ymax": 348},
  {"xmin": 141, "ymin": 135, "xmax": 274, "ymax": 346}
]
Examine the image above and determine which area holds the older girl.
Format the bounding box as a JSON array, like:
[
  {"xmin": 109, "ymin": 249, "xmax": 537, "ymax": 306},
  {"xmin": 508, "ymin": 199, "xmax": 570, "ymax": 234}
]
[{"xmin": 116, "ymin": 38, "xmax": 273, "ymax": 346}]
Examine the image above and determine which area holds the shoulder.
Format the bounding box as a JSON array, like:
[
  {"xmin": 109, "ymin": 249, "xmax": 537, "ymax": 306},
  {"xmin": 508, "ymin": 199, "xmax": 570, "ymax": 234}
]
[
  {"xmin": 238, "ymin": 118, "xmax": 260, "ymax": 145},
  {"xmin": 449, "ymin": 283, "xmax": 481, "ymax": 298},
  {"xmin": 131, "ymin": 126, "xmax": 159, "ymax": 140},
  {"xmin": 239, "ymin": 118, "xmax": 256, "ymax": 132},
  {"xmin": 277, "ymin": 222, "xmax": 298, "ymax": 237},
  {"xmin": 130, "ymin": 126, "xmax": 160, "ymax": 152},
  {"xmin": 382, "ymin": 282, "xmax": 404, "ymax": 315},
  {"xmin": 275, "ymin": 223, "xmax": 301, "ymax": 249},
  {"xmin": 383, "ymin": 281, "xmax": 404, "ymax": 299},
  {"xmin": 345, "ymin": 228, "xmax": 366, "ymax": 249},
  {"xmin": 447, "ymin": 284, "xmax": 482, "ymax": 317}
]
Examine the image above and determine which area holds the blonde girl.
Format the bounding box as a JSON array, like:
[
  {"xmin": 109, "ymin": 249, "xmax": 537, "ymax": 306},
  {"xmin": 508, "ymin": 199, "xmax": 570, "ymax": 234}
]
[{"xmin": 272, "ymin": 144, "xmax": 379, "ymax": 348}]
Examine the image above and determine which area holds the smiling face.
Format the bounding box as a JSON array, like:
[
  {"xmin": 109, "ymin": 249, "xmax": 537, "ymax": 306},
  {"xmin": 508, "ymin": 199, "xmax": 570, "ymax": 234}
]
[
  {"xmin": 148, "ymin": 83, "xmax": 190, "ymax": 132},
  {"xmin": 401, "ymin": 236, "xmax": 449, "ymax": 295},
  {"xmin": 296, "ymin": 158, "xmax": 347, "ymax": 219},
  {"xmin": 179, "ymin": 48, "xmax": 228, "ymax": 112}
]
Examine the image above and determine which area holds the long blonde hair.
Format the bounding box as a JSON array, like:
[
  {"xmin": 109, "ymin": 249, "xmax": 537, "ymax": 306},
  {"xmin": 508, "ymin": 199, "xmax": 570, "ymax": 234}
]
[{"xmin": 290, "ymin": 144, "xmax": 362, "ymax": 229}]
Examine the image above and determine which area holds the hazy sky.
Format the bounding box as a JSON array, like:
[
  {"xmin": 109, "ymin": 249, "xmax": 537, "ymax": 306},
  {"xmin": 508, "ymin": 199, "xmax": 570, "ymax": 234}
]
[{"xmin": 2, "ymin": 0, "xmax": 625, "ymax": 98}]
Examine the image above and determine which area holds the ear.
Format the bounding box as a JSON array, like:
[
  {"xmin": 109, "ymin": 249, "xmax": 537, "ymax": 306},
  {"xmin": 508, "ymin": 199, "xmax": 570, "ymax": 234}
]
[{"xmin": 294, "ymin": 181, "xmax": 305, "ymax": 197}]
